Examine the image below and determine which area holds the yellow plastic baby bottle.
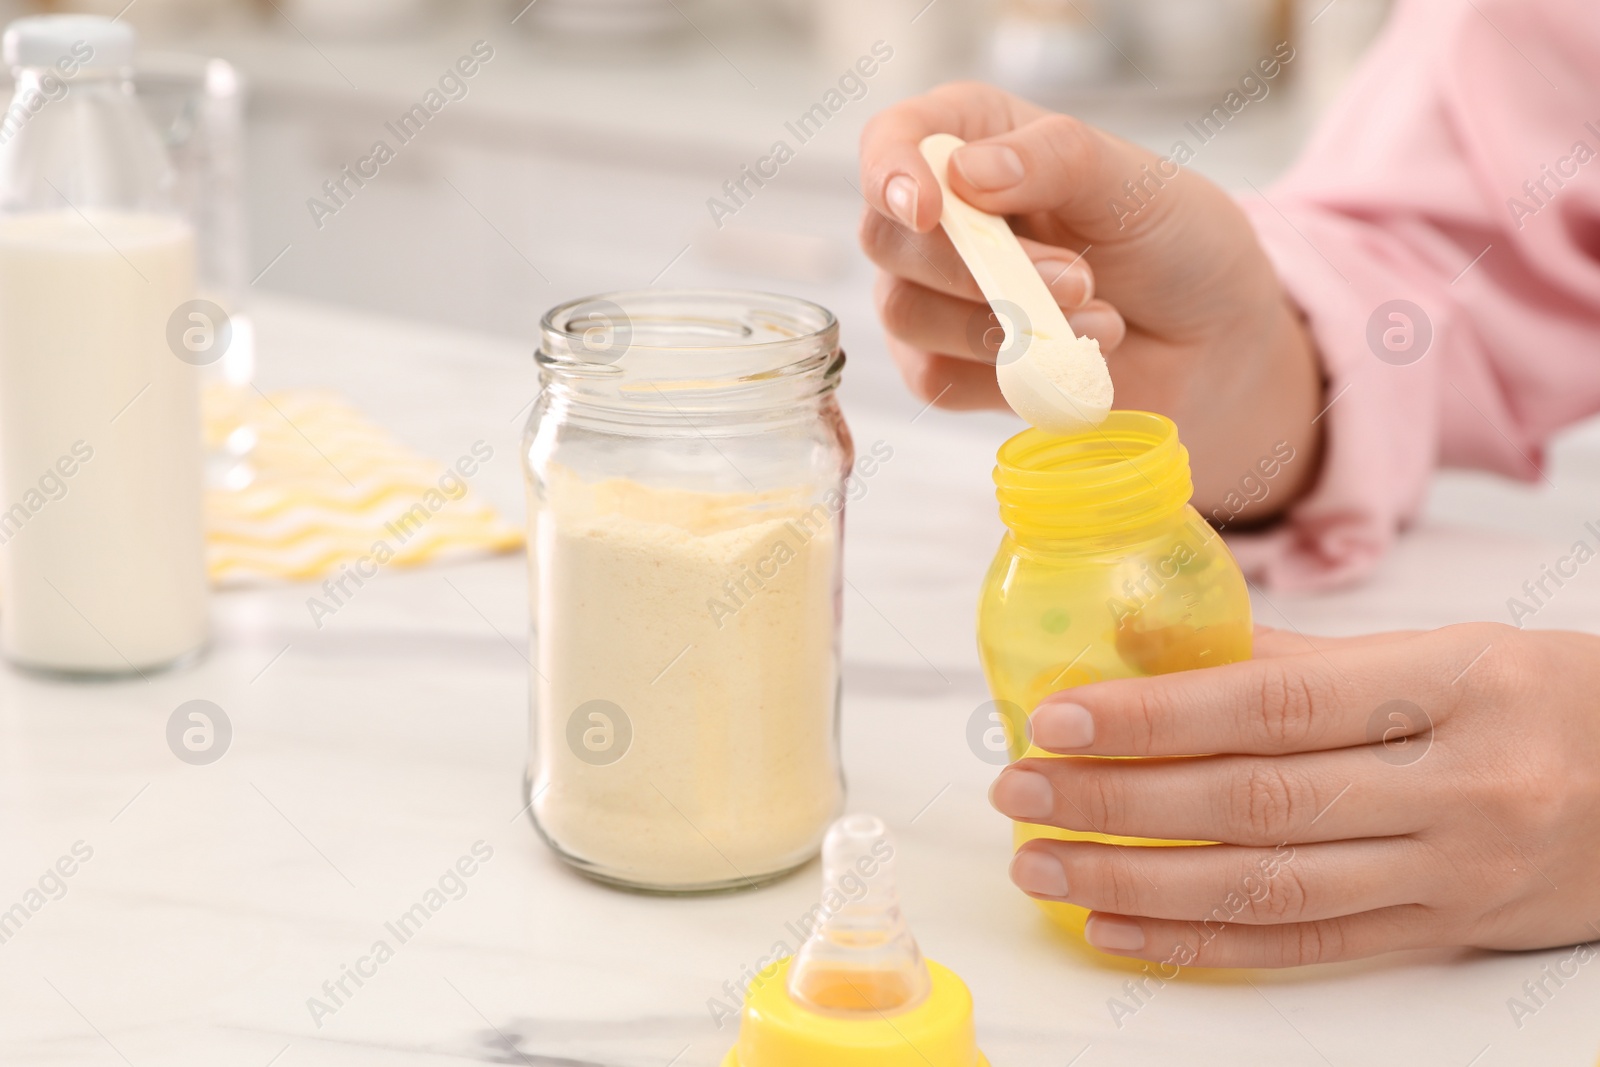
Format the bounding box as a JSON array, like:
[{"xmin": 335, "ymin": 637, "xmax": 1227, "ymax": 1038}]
[
  {"xmin": 976, "ymin": 411, "xmax": 1253, "ymax": 937},
  {"xmin": 723, "ymin": 814, "xmax": 987, "ymax": 1067}
]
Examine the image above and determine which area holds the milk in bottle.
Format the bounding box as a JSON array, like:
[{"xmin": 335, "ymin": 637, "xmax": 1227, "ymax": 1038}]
[{"xmin": 0, "ymin": 16, "xmax": 207, "ymax": 674}]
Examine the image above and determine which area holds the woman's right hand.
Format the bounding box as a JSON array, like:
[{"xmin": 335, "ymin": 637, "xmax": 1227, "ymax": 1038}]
[{"xmin": 857, "ymin": 81, "xmax": 1323, "ymax": 522}]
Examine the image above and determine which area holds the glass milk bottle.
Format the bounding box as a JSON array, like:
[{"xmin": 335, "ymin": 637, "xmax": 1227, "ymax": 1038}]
[
  {"xmin": 977, "ymin": 412, "xmax": 1254, "ymax": 937},
  {"xmin": 523, "ymin": 290, "xmax": 852, "ymax": 893},
  {"xmin": 0, "ymin": 15, "xmax": 208, "ymax": 675}
]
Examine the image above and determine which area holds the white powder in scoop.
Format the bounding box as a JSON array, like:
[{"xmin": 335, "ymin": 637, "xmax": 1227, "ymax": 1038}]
[
  {"xmin": 529, "ymin": 472, "xmax": 842, "ymax": 890},
  {"xmin": 1036, "ymin": 334, "xmax": 1112, "ymax": 407},
  {"xmin": 998, "ymin": 332, "xmax": 1114, "ymax": 434}
]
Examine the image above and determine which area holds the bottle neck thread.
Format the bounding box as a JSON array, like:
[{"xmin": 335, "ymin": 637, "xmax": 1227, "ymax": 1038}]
[{"xmin": 993, "ymin": 411, "xmax": 1195, "ymax": 546}]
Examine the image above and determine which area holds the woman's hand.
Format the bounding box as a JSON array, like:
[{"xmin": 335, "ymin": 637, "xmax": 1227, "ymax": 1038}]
[
  {"xmin": 988, "ymin": 624, "xmax": 1600, "ymax": 967},
  {"xmin": 858, "ymin": 81, "xmax": 1322, "ymax": 523}
]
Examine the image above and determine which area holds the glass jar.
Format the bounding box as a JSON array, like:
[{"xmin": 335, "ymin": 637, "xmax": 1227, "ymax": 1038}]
[
  {"xmin": 523, "ymin": 289, "xmax": 852, "ymax": 893},
  {"xmin": 976, "ymin": 411, "xmax": 1253, "ymax": 936},
  {"xmin": 136, "ymin": 53, "xmax": 256, "ymax": 491}
]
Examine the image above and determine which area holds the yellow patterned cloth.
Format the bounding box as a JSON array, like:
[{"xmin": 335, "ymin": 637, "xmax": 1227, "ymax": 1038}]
[{"xmin": 204, "ymin": 387, "xmax": 522, "ymax": 586}]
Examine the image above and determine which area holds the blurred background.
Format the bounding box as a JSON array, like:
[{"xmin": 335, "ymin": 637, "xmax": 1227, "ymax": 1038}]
[{"xmin": 0, "ymin": 0, "xmax": 1395, "ymax": 409}]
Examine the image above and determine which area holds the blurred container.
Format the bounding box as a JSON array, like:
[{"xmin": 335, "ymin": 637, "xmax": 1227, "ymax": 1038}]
[
  {"xmin": 988, "ymin": 0, "xmax": 1123, "ymax": 95},
  {"xmin": 517, "ymin": 0, "xmax": 684, "ymax": 38},
  {"xmin": 1122, "ymin": 0, "xmax": 1275, "ymax": 88},
  {"xmin": 277, "ymin": 0, "xmax": 434, "ymax": 39},
  {"xmin": 31, "ymin": 0, "xmax": 242, "ymax": 35},
  {"xmin": 136, "ymin": 53, "xmax": 256, "ymax": 490},
  {"xmin": 813, "ymin": 0, "xmax": 983, "ymax": 93}
]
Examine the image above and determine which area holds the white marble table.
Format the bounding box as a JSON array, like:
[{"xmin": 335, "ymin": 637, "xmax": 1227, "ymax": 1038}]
[{"xmin": 2, "ymin": 294, "xmax": 1599, "ymax": 1067}]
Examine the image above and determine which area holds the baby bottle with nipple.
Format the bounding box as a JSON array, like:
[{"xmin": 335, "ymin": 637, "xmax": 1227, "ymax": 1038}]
[{"xmin": 723, "ymin": 814, "xmax": 988, "ymax": 1066}]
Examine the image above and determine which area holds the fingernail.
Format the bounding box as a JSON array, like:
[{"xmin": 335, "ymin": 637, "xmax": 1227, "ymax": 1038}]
[
  {"xmin": 1085, "ymin": 914, "xmax": 1146, "ymax": 953},
  {"xmin": 885, "ymin": 174, "xmax": 918, "ymax": 227},
  {"xmin": 1035, "ymin": 260, "xmax": 1089, "ymax": 307},
  {"xmin": 988, "ymin": 768, "xmax": 1054, "ymax": 819},
  {"xmin": 1068, "ymin": 307, "xmax": 1122, "ymax": 343},
  {"xmin": 1032, "ymin": 702, "xmax": 1094, "ymax": 750},
  {"xmin": 1010, "ymin": 850, "xmax": 1068, "ymax": 898},
  {"xmin": 952, "ymin": 144, "xmax": 1025, "ymax": 191}
]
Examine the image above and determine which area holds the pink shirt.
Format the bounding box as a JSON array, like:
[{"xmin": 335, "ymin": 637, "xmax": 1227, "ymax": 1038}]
[{"xmin": 1232, "ymin": 0, "xmax": 1600, "ymax": 589}]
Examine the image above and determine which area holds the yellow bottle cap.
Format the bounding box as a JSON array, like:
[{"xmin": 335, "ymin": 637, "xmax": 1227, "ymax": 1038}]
[
  {"xmin": 722, "ymin": 815, "xmax": 988, "ymax": 1067},
  {"xmin": 722, "ymin": 957, "xmax": 988, "ymax": 1067}
]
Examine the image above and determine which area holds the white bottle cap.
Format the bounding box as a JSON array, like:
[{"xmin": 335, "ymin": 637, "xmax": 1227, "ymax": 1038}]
[{"xmin": 3, "ymin": 15, "xmax": 135, "ymax": 71}]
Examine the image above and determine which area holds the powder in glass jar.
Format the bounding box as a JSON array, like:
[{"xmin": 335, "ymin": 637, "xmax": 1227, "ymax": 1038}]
[{"xmin": 530, "ymin": 472, "xmax": 843, "ymax": 890}]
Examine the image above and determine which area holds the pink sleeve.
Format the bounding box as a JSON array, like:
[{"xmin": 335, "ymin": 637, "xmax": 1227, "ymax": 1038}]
[{"xmin": 1228, "ymin": 0, "xmax": 1600, "ymax": 591}]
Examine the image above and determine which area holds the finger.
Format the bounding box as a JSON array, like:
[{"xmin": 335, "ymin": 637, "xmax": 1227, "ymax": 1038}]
[
  {"xmin": 1080, "ymin": 904, "xmax": 1437, "ymax": 968},
  {"xmin": 1012, "ymin": 838, "xmax": 1428, "ymax": 927},
  {"xmin": 875, "ymin": 274, "xmax": 1098, "ymax": 366},
  {"xmin": 861, "ymin": 206, "xmax": 1094, "ymax": 306},
  {"xmin": 859, "ymin": 204, "xmax": 973, "ymax": 297},
  {"xmin": 945, "ymin": 113, "xmax": 1181, "ymax": 239},
  {"xmin": 1251, "ymin": 626, "xmax": 1426, "ymax": 659},
  {"xmin": 859, "ymin": 81, "xmax": 1045, "ymax": 231},
  {"xmin": 884, "ymin": 334, "xmax": 1007, "ymax": 411},
  {"xmin": 876, "ymin": 275, "xmax": 997, "ymax": 364},
  {"xmin": 1066, "ymin": 300, "xmax": 1126, "ymax": 352},
  {"xmin": 1029, "ymin": 633, "xmax": 1453, "ymax": 757},
  {"xmin": 991, "ymin": 747, "xmax": 1437, "ymax": 845}
]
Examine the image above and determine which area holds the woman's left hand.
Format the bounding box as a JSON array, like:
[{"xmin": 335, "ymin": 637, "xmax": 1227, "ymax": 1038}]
[{"xmin": 989, "ymin": 623, "xmax": 1600, "ymax": 967}]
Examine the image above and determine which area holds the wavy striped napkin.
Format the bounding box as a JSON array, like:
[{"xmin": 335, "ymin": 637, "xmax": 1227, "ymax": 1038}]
[{"xmin": 204, "ymin": 387, "xmax": 522, "ymax": 586}]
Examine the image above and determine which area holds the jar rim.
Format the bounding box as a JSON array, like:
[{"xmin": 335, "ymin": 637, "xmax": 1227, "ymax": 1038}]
[
  {"xmin": 540, "ymin": 288, "xmax": 838, "ymax": 360},
  {"xmin": 536, "ymin": 288, "xmax": 842, "ymax": 419}
]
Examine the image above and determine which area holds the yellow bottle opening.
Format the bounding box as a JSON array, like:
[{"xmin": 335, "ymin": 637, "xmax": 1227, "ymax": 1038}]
[{"xmin": 993, "ymin": 410, "xmax": 1193, "ymax": 541}]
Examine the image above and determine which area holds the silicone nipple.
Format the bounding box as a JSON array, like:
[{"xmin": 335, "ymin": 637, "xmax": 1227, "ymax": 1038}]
[
  {"xmin": 786, "ymin": 814, "xmax": 932, "ymax": 1015},
  {"xmin": 721, "ymin": 814, "xmax": 988, "ymax": 1067}
]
